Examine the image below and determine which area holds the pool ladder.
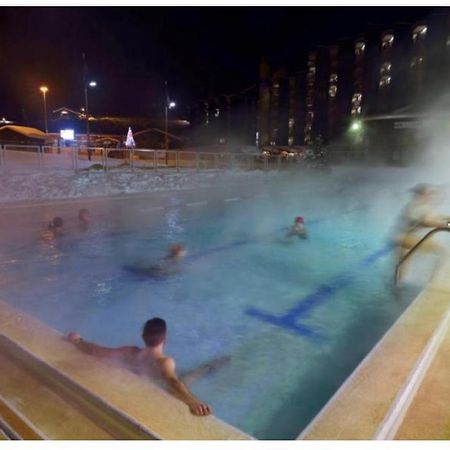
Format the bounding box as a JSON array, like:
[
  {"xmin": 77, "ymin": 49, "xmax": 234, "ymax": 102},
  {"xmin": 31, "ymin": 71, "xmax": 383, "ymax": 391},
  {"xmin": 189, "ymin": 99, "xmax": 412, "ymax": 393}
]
[{"xmin": 395, "ymin": 226, "xmax": 450, "ymax": 284}]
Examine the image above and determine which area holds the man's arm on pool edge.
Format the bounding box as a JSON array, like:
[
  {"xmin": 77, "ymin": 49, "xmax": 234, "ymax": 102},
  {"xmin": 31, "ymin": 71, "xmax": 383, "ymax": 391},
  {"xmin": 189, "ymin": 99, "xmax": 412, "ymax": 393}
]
[
  {"xmin": 67, "ymin": 332, "xmax": 138, "ymax": 358},
  {"xmin": 160, "ymin": 357, "xmax": 212, "ymax": 416}
]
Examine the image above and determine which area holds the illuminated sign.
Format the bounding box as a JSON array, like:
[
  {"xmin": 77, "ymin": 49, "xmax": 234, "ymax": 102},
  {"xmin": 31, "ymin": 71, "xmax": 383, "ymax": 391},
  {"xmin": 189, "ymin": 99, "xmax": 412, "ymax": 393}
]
[{"xmin": 60, "ymin": 129, "xmax": 75, "ymax": 140}]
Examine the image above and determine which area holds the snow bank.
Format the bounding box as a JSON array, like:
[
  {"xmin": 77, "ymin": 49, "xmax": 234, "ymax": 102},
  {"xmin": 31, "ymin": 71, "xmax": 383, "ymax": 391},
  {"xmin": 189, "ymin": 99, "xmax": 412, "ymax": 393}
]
[{"xmin": 0, "ymin": 168, "xmax": 282, "ymax": 204}]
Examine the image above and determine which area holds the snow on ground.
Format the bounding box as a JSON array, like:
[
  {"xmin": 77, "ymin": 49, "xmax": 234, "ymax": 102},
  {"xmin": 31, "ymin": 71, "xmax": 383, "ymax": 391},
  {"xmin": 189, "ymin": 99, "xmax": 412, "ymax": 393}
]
[
  {"xmin": 0, "ymin": 167, "xmax": 283, "ymax": 204},
  {"xmin": 0, "ymin": 149, "xmax": 283, "ymax": 204}
]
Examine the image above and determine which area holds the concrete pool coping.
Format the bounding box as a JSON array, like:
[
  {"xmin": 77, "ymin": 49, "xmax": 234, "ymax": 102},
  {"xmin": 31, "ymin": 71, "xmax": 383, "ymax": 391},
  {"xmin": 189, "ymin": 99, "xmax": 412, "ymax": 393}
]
[
  {"xmin": 0, "ymin": 300, "xmax": 252, "ymax": 440},
  {"xmin": 298, "ymin": 258, "xmax": 450, "ymax": 440}
]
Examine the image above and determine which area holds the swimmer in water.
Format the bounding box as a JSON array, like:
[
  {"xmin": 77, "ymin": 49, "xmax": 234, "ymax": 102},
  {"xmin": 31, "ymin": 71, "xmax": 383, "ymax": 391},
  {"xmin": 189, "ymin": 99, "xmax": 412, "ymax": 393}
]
[
  {"xmin": 127, "ymin": 244, "xmax": 187, "ymax": 278},
  {"xmin": 287, "ymin": 216, "xmax": 308, "ymax": 239},
  {"xmin": 41, "ymin": 216, "xmax": 64, "ymax": 241},
  {"xmin": 67, "ymin": 318, "xmax": 212, "ymax": 416},
  {"xmin": 394, "ymin": 184, "xmax": 450, "ymax": 281},
  {"xmin": 78, "ymin": 208, "xmax": 91, "ymax": 230}
]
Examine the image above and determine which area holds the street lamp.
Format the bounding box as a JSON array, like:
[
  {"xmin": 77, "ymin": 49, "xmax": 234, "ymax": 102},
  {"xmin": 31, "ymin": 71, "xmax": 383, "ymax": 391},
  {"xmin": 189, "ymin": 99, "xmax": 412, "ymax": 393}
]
[
  {"xmin": 164, "ymin": 81, "xmax": 176, "ymax": 151},
  {"xmin": 40, "ymin": 86, "xmax": 49, "ymax": 133},
  {"xmin": 84, "ymin": 80, "xmax": 96, "ymax": 159}
]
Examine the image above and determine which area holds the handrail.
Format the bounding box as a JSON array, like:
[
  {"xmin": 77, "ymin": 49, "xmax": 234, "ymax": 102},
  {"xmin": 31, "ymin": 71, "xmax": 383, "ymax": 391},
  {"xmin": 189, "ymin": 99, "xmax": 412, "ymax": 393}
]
[{"xmin": 395, "ymin": 226, "xmax": 450, "ymax": 284}]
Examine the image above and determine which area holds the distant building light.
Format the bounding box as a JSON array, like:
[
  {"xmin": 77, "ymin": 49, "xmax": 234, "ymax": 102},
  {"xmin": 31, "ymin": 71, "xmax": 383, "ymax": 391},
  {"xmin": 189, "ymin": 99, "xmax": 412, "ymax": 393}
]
[
  {"xmin": 61, "ymin": 110, "xmax": 68, "ymax": 115},
  {"xmin": 380, "ymin": 62, "xmax": 392, "ymax": 75},
  {"xmin": 60, "ymin": 129, "xmax": 75, "ymax": 140},
  {"xmin": 355, "ymin": 41, "xmax": 366, "ymax": 55},
  {"xmin": 328, "ymin": 85, "xmax": 337, "ymax": 98},
  {"xmin": 214, "ymin": 108, "xmax": 220, "ymax": 118},
  {"xmin": 89, "ymin": 81, "xmax": 97, "ymax": 87},
  {"xmin": 379, "ymin": 76, "xmax": 392, "ymax": 87},
  {"xmin": 413, "ymin": 25, "xmax": 427, "ymax": 41},
  {"xmin": 329, "ymin": 73, "xmax": 338, "ymax": 83},
  {"xmin": 382, "ymin": 33, "xmax": 394, "ymax": 48},
  {"xmin": 410, "ymin": 56, "xmax": 424, "ymax": 68}
]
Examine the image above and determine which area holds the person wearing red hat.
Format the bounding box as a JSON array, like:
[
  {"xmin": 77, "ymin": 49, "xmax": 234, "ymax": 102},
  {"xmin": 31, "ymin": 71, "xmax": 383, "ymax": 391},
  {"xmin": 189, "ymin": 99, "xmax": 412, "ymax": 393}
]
[{"xmin": 287, "ymin": 216, "xmax": 308, "ymax": 239}]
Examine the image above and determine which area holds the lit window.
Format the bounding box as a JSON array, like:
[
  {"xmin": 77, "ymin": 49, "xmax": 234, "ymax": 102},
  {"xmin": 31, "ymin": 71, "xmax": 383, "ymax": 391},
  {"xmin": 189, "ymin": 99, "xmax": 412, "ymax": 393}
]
[
  {"xmin": 355, "ymin": 41, "xmax": 366, "ymax": 56},
  {"xmin": 380, "ymin": 62, "xmax": 392, "ymax": 75},
  {"xmin": 351, "ymin": 93, "xmax": 362, "ymax": 115},
  {"xmin": 214, "ymin": 108, "xmax": 220, "ymax": 118},
  {"xmin": 412, "ymin": 25, "xmax": 427, "ymax": 42},
  {"xmin": 328, "ymin": 85, "xmax": 337, "ymax": 98},
  {"xmin": 288, "ymin": 118, "xmax": 295, "ymax": 128},
  {"xmin": 308, "ymin": 66, "xmax": 316, "ymax": 74},
  {"xmin": 329, "ymin": 73, "xmax": 338, "ymax": 83},
  {"xmin": 379, "ymin": 76, "xmax": 391, "ymax": 87},
  {"xmin": 382, "ymin": 33, "xmax": 394, "ymax": 49},
  {"xmin": 410, "ymin": 56, "xmax": 423, "ymax": 68}
]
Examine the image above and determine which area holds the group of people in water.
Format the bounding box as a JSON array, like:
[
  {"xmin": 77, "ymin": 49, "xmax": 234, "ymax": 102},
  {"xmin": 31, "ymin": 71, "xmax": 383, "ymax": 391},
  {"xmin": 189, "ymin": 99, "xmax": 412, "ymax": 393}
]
[
  {"xmin": 61, "ymin": 182, "xmax": 450, "ymax": 417},
  {"xmin": 42, "ymin": 208, "xmax": 91, "ymax": 241}
]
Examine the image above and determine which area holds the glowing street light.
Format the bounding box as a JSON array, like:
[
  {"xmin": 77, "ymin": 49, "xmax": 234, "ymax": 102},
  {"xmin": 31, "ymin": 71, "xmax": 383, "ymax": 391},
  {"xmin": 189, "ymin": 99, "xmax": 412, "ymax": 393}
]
[
  {"xmin": 40, "ymin": 86, "xmax": 49, "ymax": 133},
  {"xmin": 89, "ymin": 81, "xmax": 97, "ymax": 87},
  {"xmin": 350, "ymin": 121, "xmax": 362, "ymax": 132},
  {"xmin": 164, "ymin": 80, "xmax": 177, "ymax": 151}
]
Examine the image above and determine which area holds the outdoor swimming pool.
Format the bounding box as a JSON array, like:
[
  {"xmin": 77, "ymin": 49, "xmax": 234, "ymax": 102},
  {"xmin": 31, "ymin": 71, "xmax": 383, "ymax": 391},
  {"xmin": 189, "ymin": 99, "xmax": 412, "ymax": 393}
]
[{"xmin": 0, "ymin": 170, "xmax": 422, "ymax": 439}]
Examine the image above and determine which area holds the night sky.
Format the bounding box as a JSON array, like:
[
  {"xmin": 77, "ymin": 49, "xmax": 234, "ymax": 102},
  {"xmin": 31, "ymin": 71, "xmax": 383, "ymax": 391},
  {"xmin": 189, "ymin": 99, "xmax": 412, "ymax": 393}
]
[{"xmin": 0, "ymin": 6, "xmax": 442, "ymax": 124}]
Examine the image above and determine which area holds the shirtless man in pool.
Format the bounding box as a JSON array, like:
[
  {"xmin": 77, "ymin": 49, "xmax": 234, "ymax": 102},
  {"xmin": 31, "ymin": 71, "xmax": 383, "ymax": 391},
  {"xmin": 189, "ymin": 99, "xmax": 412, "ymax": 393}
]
[{"xmin": 67, "ymin": 317, "xmax": 211, "ymax": 416}]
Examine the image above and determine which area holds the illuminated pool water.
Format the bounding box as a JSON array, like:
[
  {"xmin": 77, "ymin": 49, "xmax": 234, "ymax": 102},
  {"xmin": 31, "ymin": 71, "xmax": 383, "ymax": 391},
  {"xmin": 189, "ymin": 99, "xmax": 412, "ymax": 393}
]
[{"xmin": 0, "ymin": 171, "xmax": 421, "ymax": 439}]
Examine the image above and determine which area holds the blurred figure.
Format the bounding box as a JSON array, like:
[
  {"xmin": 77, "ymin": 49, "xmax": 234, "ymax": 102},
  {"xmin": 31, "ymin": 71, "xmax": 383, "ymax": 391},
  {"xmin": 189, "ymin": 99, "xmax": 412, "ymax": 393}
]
[
  {"xmin": 78, "ymin": 208, "xmax": 91, "ymax": 230},
  {"xmin": 125, "ymin": 244, "xmax": 187, "ymax": 279},
  {"xmin": 395, "ymin": 184, "xmax": 450, "ymax": 281},
  {"xmin": 67, "ymin": 318, "xmax": 212, "ymax": 416},
  {"xmin": 41, "ymin": 216, "xmax": 64, "ymax": 241},
  {"xmin": 287, "ymin": 216, "xmax": 308, "ymax": 239}
]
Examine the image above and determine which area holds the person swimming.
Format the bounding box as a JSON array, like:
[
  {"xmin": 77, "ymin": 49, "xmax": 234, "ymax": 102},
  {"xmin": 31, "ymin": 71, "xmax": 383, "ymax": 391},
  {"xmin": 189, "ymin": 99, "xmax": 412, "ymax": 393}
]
[
  {"xmin": 78, "ymin": 208, "xmax": 91, "ymax": 230},
  {"xmin": 287, "ymin": 216, "xmax": 308, "ymax": 239},
  {"xmin": 41, "ymin": 216, "xmax": 64, "ymax": 241},
  {"xmin": 126, "ymin": 244, "xmax": 187, "ymax": 279}
]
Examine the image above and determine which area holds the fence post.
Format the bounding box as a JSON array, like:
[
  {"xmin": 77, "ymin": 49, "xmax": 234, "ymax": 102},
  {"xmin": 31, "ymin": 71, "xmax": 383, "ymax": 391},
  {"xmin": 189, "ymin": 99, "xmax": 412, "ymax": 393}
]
[
  {"xmin": 154, "ymin": 150, "xmax": 157, "ymax": 171},
  {"xmin": 103, "ymin": 148, "xmax": 107, "ymax": 172},
  {"xmin": 74, "ymin": 145, "xmax": 79, "ymax": 172}
]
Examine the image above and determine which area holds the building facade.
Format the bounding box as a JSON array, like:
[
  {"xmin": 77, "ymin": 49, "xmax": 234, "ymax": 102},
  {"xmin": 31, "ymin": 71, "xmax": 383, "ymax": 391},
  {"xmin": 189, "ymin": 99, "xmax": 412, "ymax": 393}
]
[{"xmin": 253, "ymin": 10, "xmax": 450, "ymax": 152}]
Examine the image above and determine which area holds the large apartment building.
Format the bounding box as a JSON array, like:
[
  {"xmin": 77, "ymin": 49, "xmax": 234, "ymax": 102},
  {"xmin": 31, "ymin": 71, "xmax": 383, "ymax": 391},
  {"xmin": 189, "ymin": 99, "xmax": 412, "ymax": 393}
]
[{"xmin": 255, "ymin": 10, "xmax": 450, "ymax": 153}]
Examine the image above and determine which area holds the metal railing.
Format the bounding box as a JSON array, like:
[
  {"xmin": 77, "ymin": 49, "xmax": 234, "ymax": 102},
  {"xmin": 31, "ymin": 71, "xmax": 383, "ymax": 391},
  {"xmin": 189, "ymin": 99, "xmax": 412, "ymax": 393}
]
[
  {"xmin": 0, "ymin": 144, "xmax": 326, "ymax": 174},
  {"xmin": 394, "ymin": 227, "xmax": 450, "ymax": 284}
]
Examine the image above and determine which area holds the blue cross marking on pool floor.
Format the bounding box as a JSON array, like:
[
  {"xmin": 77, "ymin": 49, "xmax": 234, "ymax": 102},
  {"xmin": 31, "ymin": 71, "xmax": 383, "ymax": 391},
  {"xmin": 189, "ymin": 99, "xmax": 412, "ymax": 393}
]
[{"xmin": 245, "ymin": 243, "xmax": 393, "ymax": 340}]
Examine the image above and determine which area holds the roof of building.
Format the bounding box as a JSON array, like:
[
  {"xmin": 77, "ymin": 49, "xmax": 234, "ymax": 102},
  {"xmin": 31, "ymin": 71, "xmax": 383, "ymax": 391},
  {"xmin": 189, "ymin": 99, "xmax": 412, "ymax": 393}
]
[
  {"xmin": 0, "ymin": 125, "xmax": 47, "ymax": 140},
  {"xmin": 52, "ymin": 107, "xmax": 81, "ymax": 116}
]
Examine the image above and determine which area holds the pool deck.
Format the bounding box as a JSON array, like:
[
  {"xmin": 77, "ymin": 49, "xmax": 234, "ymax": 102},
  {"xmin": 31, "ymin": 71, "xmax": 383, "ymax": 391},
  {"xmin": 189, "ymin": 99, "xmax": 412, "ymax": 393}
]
[
  {"xmin": 0, "ymin": 300, "xmax": 251, "ymax": 440},
  {"xmin": 299, "ymin": 258, "xmax": 450, "ymax": 440}
]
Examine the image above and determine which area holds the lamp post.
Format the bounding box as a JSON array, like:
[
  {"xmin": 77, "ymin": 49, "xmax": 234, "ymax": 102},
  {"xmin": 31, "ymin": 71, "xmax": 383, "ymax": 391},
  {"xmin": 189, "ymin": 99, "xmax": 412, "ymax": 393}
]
[
  {"xmin": 40, "ymin": 86, "xmax": 49, "ymax": 133},
  {"xmin": 84, "ymin": 80, "xmax": 96, "ymax": 160},
  {"xmin": 164, "ymin": 80, "xmax": 176, "ymax": 151}
]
